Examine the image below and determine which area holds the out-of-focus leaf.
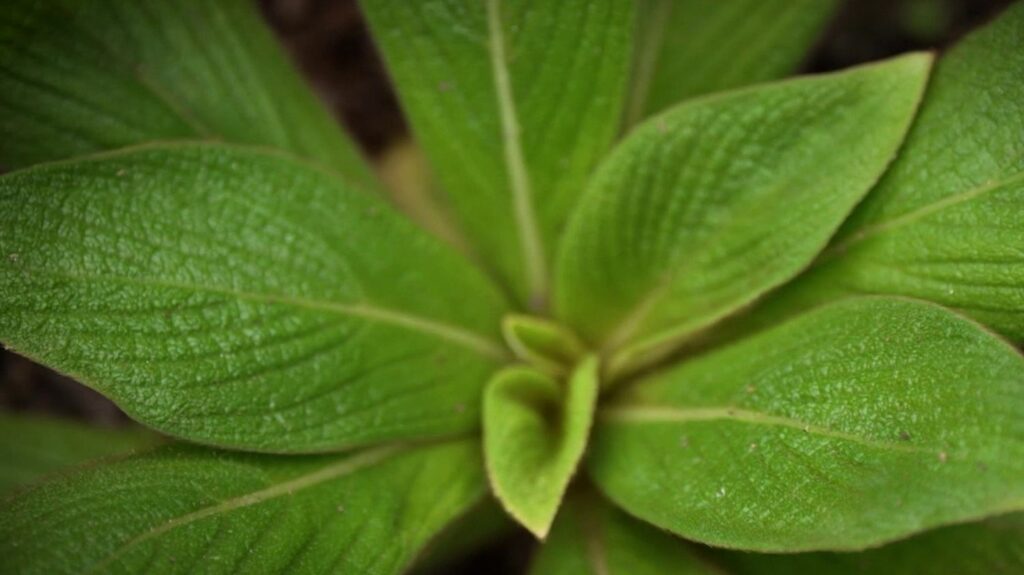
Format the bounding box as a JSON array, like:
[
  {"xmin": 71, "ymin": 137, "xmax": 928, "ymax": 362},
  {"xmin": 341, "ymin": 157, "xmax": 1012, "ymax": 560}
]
[
  {"xmin": 624, "ymin": 0, "xmax": 840, "ymax": 125},
  {"xmin": 0, "ymin": 413, "xmax": 159, "ymax": 492},
  {"xmin": 0, "ymin": 0, "xmax": 374, "ymax": 187},
  {"xmin": 719, "ymin": 513, "xmax": 1024, "ymax": 574},
  {"xmin": 530, "ymin": 490, "xmax": 717, "ymax": 575}
]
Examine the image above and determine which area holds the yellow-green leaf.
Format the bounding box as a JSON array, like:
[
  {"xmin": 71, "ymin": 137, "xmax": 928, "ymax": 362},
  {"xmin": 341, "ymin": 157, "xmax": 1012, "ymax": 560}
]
[{"xmin": 484, "ymin": 357, "xmax": 599, "ymax": 538}]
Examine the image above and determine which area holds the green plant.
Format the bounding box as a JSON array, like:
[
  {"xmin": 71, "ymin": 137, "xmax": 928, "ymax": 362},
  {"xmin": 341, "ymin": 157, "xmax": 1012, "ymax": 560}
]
[{"xmin": 1, "ymin": 0, "xmax": 1023, "ymax": 572}]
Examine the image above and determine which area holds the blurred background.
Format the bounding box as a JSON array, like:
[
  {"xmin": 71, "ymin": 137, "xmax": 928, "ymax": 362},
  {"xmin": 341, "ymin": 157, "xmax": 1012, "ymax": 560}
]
[{"xmin": 0, "ymin": 0, "xmax": 1018, "ymax": 572}]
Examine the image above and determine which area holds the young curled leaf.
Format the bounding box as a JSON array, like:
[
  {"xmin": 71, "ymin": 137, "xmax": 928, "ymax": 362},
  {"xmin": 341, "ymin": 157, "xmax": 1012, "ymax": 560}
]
[{"xmin": 484, "ymin": 356, "xmax": 599, "ymax": 538}]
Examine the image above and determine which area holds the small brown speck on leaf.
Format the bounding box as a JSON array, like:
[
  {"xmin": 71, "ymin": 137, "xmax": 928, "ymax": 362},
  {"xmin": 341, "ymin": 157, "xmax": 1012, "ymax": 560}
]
[
  {"xmin": 899, "ymin": 431, "xmax": 912, "ymax": 441},
  {"xmin": 938, "ymin": 451, "xmax": 948, "ymax": 463}
]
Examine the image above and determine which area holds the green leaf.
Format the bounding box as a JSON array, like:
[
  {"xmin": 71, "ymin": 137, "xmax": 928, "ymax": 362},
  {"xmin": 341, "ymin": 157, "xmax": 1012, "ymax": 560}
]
[
  {"xmin": 556, "ymin": 54, "xmax": 932, "ymax": 377},
  {"xmin": 360, "ymin": 0, "xmax": 636, "ymax": 307},
  {"xmin": 502, "ymin": 314, "xmax": 586, "ymax": 377},
  {"xmin": 0, "ymin": 0, "xmax": 374, "ymax": 188},
  {"xmin": 0, "ymin": 413, "xmax": 160, "ymax": 492},
  {"xmin": 589, "ymin": 298, "xmax": 1024, "ymax": 552},
  {"xmin": 0, "ymin": 439, "xmax": 485, "ymax": 575},
  {"xmin": 484, "ymin": 356, "xmax": 599, "ymax": 538},
  {"xmin": 0, "ymin": 143, "xmax": 509, "ymax": 452},
  {"xmin": 530, "ymin": 489, "xmax": 718, "ymax": 575},
  {"xmin": 707, "ymin": 3, "xmax": 1024, "ymax": 344},
  {"xmin": 624, "ymin": 0, "xmax": 840, "ymax": 125},
  {"xmin": 720, "ymin": 513, "xmax": 1024, "ymax": 574}
]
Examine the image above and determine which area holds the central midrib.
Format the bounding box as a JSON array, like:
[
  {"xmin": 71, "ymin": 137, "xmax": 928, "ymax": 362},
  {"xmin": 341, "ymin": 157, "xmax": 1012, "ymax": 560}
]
[
  {"xmin": 601, "ymin": 404, "xmax": 934, "ymax": 453},
  {"xmin": 85, "ymin": 443, "xmax": 407, "ymax": 573},
  {"xmin": 486, "ymin": 0, "xmax": 548, "ymax": 310},
  {"xmin": 17, "ymin": 267, "xmax": 508, "ymax": 360}
]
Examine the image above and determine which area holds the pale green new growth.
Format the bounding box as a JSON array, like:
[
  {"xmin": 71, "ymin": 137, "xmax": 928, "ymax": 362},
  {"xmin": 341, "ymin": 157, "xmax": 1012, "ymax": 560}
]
[
  {"xmin": 502, "ymin": 314, "xmax": 587, "ymax": 377},
  {"xmin": 485, "ymin": 357, "xmax": 599, "ymax": 538}
]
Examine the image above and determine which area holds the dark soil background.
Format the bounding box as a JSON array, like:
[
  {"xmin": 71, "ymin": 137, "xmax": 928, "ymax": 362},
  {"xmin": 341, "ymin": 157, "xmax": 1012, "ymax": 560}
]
[{"xmin": 0, "ymin": 0, "xmax": 1017, "ymax": 573}]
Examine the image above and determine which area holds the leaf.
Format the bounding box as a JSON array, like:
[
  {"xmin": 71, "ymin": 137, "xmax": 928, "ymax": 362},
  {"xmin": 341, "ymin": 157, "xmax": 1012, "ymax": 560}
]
[
  {"xmin": 624, "ymin": 0, "xmax": 840, "ymax": 126},
  {"xmin": 484, "ymin": 356, "xmax": 599, "ymax": 538},
  {"xmin": 0, "ymin": 439, "xmax": 485, "ymax": 575},
  {"xmin": 589, "ymin": 298, "xmax": 1024, "ymax": 552},
  {"xmin": 0, "ymin": 142, "xmax": 510, "ymax": 452},
  {"xmin": 719, "ymin": 513, "xmax": 1024, "ymax": 574},
  {"xmin": 502, "ymin": 314, "xmax": 586, "ymax": 377},
  {"xmin": 530, "ymin": 489, "xmax": 718, "ymax": 575},
  {"xmin": 360, "ymin": 0, "xmax": 636, "ymax": 307},
  {"xmin": 0, "ymin": 0, "xmax": 374, "ymax": 188},
  {"xmin": 0, "ymin": 413, "xmax": 160, "ymax": 492},
  {"xmin": 556, "ymin": 54, "xmax": 932, "ymax": 377},
  {"xmin": 706, "ymin": 3, "xmax": 1024, "ymax": 344}
]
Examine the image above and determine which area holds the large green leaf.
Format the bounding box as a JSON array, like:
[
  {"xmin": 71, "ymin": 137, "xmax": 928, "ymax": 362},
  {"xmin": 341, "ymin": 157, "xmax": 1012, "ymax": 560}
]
[
  {"xmin": 484, "ymin": 357, "xmax": 598, "ymax": 538},
  {"xmin": 360, "ymin": 0, "xmax": 636, "ymax": 307},
  {"xmin": 530, "ymin": 490, "xmax": 717, "ymax": 575},
  {"xmin": 589, "ymin": 298, "xmax": 1024, "ymax": 552},
  {"xmin": 0, "ymin": 0, "xmax": 373, "ymax": 187},
  {"xmin": 715, "ymin": 3, "xmax": 1024, "ymax": 344},
  {"xmin": 720, "ymin": 513, "xmax": 1024, "ymax": 574},
  {"xmin": 0, "ymin": 439, "xmax": 485, "ymax": 575},
  {"xmin": 0, "ymin": 143, "xmax": 509, "ymax": 452},
  {"xmin": 624, "ymin": 0, "xmax": 840, "ymax": 125},
  {"xmin": 0, "ymin": 414, "xmax": 159, "ymax": 492},
  {"xmin": 556, "ymin": 54, "xmax": 932, "ymax": 377}
]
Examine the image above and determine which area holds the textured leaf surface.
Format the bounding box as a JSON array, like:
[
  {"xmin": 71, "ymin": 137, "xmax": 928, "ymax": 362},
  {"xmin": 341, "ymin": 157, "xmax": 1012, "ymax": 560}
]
[
  {"xmin": 720, "ymin": 3, "xmax": 1024, "ymax": 343},
  {"xmin": 484, "ymin": 357, "xmax": 598, "ymax": 538},
  {"xmin": 0, "ymin": 414, "xmax": 159, "ymax": 492},
  {"xmin": 590, "ymin": 298, "xmax": 1024, "ymax": 552},
  {"xmin": 720, "ymin": 513, "xmax": 1024, "ymax": 574},
  {"xmin": 0, "ymin": 439, "xmax": 485, "ymax": 575},
  {"xmin": 530, "ymin": 491, "xmax": 716, "ymax": 575},
  {"xmin": 624, "ymin": 0, "xmax": 839, "ymax": 125},
  {"xmin": 0, "ymin": 143, "xmax": 509, "ymax": 452},
  {"xmin": 557, "ymin": 55, "xmax": 931, "ymax": 375},
  {"xmin": 361, "ymin": 0, "xmax": 635, "ymax": 306},
  {"xmin": 0, "ymin": 0, "xmax": 373, "ymax": 187}
]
